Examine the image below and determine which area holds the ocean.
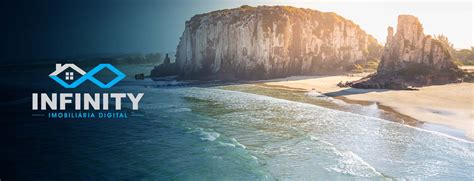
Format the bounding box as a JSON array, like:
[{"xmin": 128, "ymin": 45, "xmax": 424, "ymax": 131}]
[{"xmin": 1, "ymin": 64, "xmax": 473, "ymax": 180}]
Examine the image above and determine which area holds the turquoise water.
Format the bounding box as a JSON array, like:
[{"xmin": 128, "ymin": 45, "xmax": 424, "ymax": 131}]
[
  {"xmin": 115, "ymin": 84, "xmax": 473, "ymax": 180},
  {"xmin": 1, "ymin": 64, "xmax": 473, "ymax": 179}
]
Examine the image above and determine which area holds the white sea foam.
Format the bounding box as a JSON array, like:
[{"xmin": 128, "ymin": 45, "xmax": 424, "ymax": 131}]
[
  {"xmin": 199, "ymin": 130, "xmax": 220, "ymax": 141},
  {"xmin": 309, "ymin": 135, "xmax": 382, "ymax": 177},
  {"xmin": 185, "ymin": 128, "xmax": 221, "ymax": 141},
  {"xmin": 218, "ymin": 142, "xmax": 236, "ymax": 147},
  {"xmin": 326, "ymin": 147, "xmax": 383, "ymax": 178},
  {"xmin": 310, "ymin": 136, "xmax": 334, "ymax": 146},
  {"xmin": 158, "ymin": 87, "xmax": 474, "ymax": 179},
  {"xmin": 231, "ymin": 138, "xmax": 247, "ymax": 149}
]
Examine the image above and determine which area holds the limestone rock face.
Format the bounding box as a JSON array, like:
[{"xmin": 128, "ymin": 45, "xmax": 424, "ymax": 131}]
[
  {"xmin": 171, "ymin": 6, "xmax": 380, "ymax": 79},
  {"xmin": 378, "ymin": 15, "xmax": 456, "ymax": 73},
  {"xmin": 352, "ymin": 15, "xmax": 464, "ymax": 89}
]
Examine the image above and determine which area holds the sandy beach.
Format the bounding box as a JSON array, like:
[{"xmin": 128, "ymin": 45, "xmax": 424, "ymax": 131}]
[{"xmin": 261, "ymin": 74, "xmax": 474, "ymax": 140}]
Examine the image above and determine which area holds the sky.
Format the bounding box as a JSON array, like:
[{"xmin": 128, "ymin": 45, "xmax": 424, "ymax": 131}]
[
  {"xmin": 1, "ymin": 0, "xmax": 472, "ymax": 62},
  {"xmin": 271, "ymin": 0, "xmax": 473, "ymax": 48}
]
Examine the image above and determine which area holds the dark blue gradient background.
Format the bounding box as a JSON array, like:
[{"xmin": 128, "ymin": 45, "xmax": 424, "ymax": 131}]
[{"xmin": 0, "ymin": 0, "xmax": 249, "ymax": 62}]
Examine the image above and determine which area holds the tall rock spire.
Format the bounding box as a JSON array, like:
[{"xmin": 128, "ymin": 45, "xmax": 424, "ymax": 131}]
[
  {"xmin": 378, "ymin": 15, "xmax": 457, "ymax": 73},
  {"xmin": 353, "ymin": 15, "xmax": 465, "ymax": 89}
]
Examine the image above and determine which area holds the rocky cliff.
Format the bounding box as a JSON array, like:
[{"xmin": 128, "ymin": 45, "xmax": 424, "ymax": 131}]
[
  {"xmin": 378, "ymin": 15, "xmax": 458, "ymax": 72},
  {"xmin": 352, "ymin": 15, "xmax": 465, "ymax": 89},
  {"xmin": 150, "ymin": 54, "xmax": 177, "ymax": 77},
  {"xmin": 153, "ymin": 6, "xmax": 381, "ymax": 79}
]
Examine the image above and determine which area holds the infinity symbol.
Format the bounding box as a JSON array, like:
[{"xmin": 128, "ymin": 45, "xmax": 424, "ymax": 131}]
[{"xmin": 49, "ymin": 64, "xmax": 126, "ymax": 89}]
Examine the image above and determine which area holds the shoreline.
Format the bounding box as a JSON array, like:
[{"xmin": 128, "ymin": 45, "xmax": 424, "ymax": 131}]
[
  {"xmin": 255, "ymin": 83, "xmax": 420, "ymax": 126},
  {"xmin": 257, "ymin": 74, "xmax": 474, "ymax": 141},
  {"xmin": 335, "ymin": 95, "xmax": 472, "ymax": 141}
]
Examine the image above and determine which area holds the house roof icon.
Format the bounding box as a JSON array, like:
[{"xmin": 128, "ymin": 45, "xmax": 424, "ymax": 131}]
[{"xmin": 49, "ymin": 63, "xmax": 86, "ymax": 76}]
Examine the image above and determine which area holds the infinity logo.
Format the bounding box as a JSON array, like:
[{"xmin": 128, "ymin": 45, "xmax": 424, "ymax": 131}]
[{"xmin": 49, "ymin": 64, "xmax": 126, "ymax": 88}]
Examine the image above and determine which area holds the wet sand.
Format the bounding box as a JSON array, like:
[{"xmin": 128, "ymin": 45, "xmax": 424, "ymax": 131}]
[{"xmin": 259, "ymin": 74, "xmax": 474, "ymax": 140}]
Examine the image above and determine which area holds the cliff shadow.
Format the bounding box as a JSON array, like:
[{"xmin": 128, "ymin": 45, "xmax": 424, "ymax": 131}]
[{"xmin": 323, "ymin": 88, "xmax": 392, "ymax": 97}]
